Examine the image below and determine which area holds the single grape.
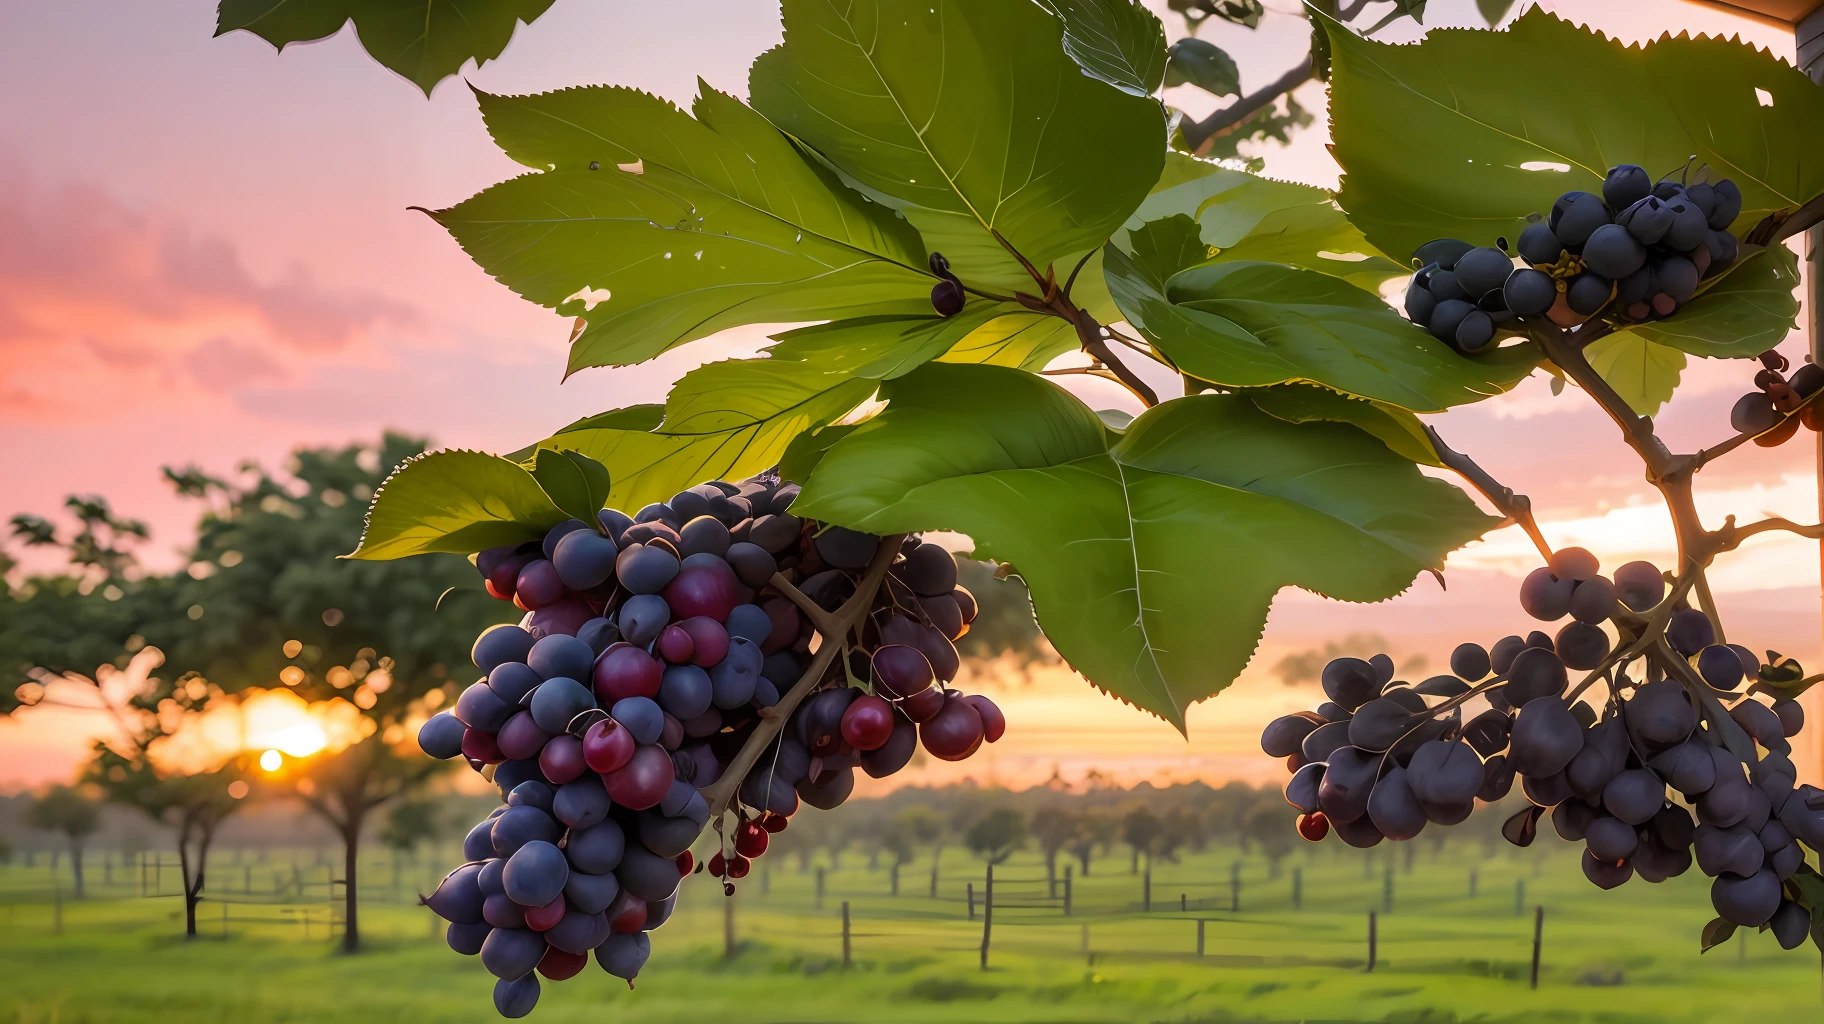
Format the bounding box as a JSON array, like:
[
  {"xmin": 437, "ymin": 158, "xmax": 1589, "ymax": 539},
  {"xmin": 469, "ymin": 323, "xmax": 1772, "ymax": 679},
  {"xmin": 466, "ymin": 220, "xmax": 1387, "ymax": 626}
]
[
  {"xmin": 1565, "ymin": 272, "xmax": 1612, "ymax": 316},
  {"xmin": 1617, "ymin": 195, "xmax": 1672, "ymax": 245},
  {"xmin": 931, "ymin": 278, "xmax": 965, "ymax": 316},
  {"xmin": 1453, "ymin": 247, "xmax": 1514, "ymax": 298},
  {"xmin": 1510, "ymin": 696, "xmax": 1584, "ymax": 777},
  {"xmin": 1519, "ymin": 567, "xmax": 1575, "ymax": 621},
  {"xmin": 1503, "ymin": 268, "xmax": 1556, "ymax": 317},
  {"xmin": 616, "ymin": 544, "xmax": 681, "ymax": 595},
  {"xmin": 1428, "ymin": 298, "xmax": 1476, "ymax": 342},
  {"xmin": 1316, "ymin": 745, "xmax": 1379, "ymax": 824},
  {"xmin": 1712, "ymin": 868, "xmax": 1781, "ymax": 927},
  {"xmin": 1489, "ymin": 635, "xmax": 1526, "ymax": 675},
  {"xmin": 1320, "ymin": 657, "xmax": 1379, "ymax": 712},
  {"xmin": 1602, "ymin": 164, "xmax": 1652, "ymax": 210},
  {"xmin": 1455, "ymin": 310, "xmax": 1497, "ymax": 353},
  {"xmin": 1708, "ymin": 179, "xmax": 1743, "ymax": 230},
  {"xmin": 1602, "ymin": 768, "xmax": 1667, "ymax": 825},
  {"xmin": 474, "ymin": 624, "xmax": 537, "ymax": 674},
  {"xmin": 1581, "ymin": 850, "xmax": 1633, "ymax": 890},
  {"xmin": 1648, "ymin": 740, "xmax": 1716, "ymax": 797},
  {"xmin": 1656, "ymin": 254, "xmax": 1699, "ymax": 304},
  {"xmin": 1666, "ymin": 609, "xmax": 1715, "ymax": 656},
  {"xmin": 1413, "ymin": 238, "xmax": 1474, "ymax": 270},
  {"xmin": 1773, "ymin": 698, "xmax": 1804, "ymax": 737},
  {"xmin": 1585, "ymin": 815, "xmax": 1638, "ymax": 862},
  {"xmin": 1366, "ymin": 765, "xmax": 1427, "ymax": 841},
  {"xmin": 1663, "ymin": 197, "xmax": 1710, "ymax": 251},
  {"xmin": 1729, "ymin": 699, "xmax": 1785, "ymax": 746},
  {"xmin": 1346, "ymin": 697, "xmax": 1415, "ymax": 752},
  {"xmin": 1554, "ymin": 622, "xmax": 1610, "ymax": 670},
  {"xmin": 1405, "ymin": 278, "xmax": 1438, "ymax": 325},
  {"xmin": 480, "ymin": 928, "xmax": 548, "ymax": 982},
  {"xmin": 1517, "ymin": 222, "xmax": 1565, "ymax": 266},
  {"xmin": 1406, "ymin": 738, "xmax": 1483, "ymax": 806},
  {"xmin": 552, "ymin": 530, "xmax": 618, "ymax": 590},
  {"xmin": 1550, "ymin": 191, "xmax": 1611, "ymax": 247},
  {"xmin": 1581, "ymin": 223, "xmax": 1647, "ymax": 279},
  {"xmin": 1729, "ymin": 392, "xmax": 1777, "ymax": 435},
  {"xmin": 1261, "ymin": 714, "xmax": 1322, "ymax": 758},
  {"xmin": 1612, "ymin": 561, "xmax": 1663, "ymax": 612},
  {"xmin": 1771, "ymin": 900, "xmax": 1810, "ymax": 949}
]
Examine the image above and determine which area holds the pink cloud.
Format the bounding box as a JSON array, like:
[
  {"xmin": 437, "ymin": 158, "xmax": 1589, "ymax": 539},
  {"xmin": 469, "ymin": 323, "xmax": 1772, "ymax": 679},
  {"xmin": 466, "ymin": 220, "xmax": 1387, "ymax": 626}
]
[{"xmin": 0, "ymin": 156, "xmax": 413, "ymax": 417}]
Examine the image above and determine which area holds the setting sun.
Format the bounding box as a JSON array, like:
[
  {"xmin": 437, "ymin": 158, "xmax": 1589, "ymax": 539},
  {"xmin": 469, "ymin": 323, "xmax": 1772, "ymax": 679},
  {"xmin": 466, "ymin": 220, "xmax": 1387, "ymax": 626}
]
[{"xmin": 258, "ymin": 749, "xmax": 282, "ymax": 772}]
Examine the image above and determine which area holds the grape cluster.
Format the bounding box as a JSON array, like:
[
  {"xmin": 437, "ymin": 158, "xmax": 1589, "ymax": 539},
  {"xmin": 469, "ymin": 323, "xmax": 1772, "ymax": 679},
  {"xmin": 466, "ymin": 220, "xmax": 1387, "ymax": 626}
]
[
  {"xmin": 1729, "ymin": 349, "xmax": 1824, "ymax": 448},
  {"xmin": 1262, "ymin": 545, "xmax": 1819, "ymax": 948},
  {"xmin": 413, "ymin": 473, "xmax": 1004, "ymax": 1016},
  {"xmin": 1402, "ymin": 164, "xmax": 1743, "ymax": 353}
]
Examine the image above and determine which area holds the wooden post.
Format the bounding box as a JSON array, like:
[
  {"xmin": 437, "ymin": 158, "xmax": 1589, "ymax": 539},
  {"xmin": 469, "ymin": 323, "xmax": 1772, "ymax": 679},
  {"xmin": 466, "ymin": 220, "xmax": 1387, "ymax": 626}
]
[
  {"xmin": 1514, "ymin": 879, "xmax": 1525, "ymax": 917},
  {"xmin": 1530, "ymin": 905, "xmax": 1544, "ymax": 989},
  {"xmin": 1143, "ymin": 867, "xmax": 1151, "ymax": 912},
  {"xmin": 891, "ymin": 863, "xmax": 899, "ymax": 896},
  {"xmin": 1180, "ymin": 892, "xmax": 1187, "ymax": 912},
  {"xmin": 1063, "ymin": 865, "xmax": 1073, "ymax": 917},
  {"xmin": 930, "ymin": 859, "xmax": 939, "ymax": 899},
  {"xmin": 1196, "ymin": 918, "xmax": 1205, "ymax": 957},
  {"xmin": 1081, "ymin": 923, "xmax": 1091, "ymax": 966},
  {"xmin": 815, "ymin": 866, "xmax": 825, "ymax": 910},
  {"xmin": 1292, "ymin": 866, "xmax": 1302, "ymax": 911},
  {"xmin": 222, "ymin": 898, "xmax": 229, "ymax": 937},
  {"xmin": 967, "ymin": 882, "xmax": 976, "ymax": 920},
  {"xmin": 1366, "ymin": 910, "xmax": 1377, "ymax": 972},
  {"xmin": 1230, "ymin": 860, "xmax": 1241, "ymax": 913},
  {"xmin": 140, "ymin": 853, "xmax": 147, "ymax": 898},
  {"xmin": 154, "ymin": 854, "xmax": 161, "ymax": 894},
  {"xmin": 979, "ymin": 863, "xmax": 993, "ymax": 971},
  {"xmin": 53, "ymin": 880, "xmax": 63, "ymax": 936},
  {"xmin": 1382, "ymin": 862, "xmax": 1394, "ymax": 913},
  {"xmin": 841, "ymin": 900, "xmax": 852, "ymax": 968}
]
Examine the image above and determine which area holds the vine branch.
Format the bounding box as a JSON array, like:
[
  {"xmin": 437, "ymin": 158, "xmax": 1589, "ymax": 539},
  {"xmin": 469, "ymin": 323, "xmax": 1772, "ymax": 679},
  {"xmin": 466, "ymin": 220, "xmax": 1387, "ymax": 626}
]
[
  {"xmin": 1423, "ymin": 424, "xmax": 1553, "ymax": 563},
  {"xmin": 1180, "ymin": 55, "xmax": 1314, "ymax": 153},
  {"xmin": 699, "ymin": 535, "xmax": 907, "ymax": 820}
]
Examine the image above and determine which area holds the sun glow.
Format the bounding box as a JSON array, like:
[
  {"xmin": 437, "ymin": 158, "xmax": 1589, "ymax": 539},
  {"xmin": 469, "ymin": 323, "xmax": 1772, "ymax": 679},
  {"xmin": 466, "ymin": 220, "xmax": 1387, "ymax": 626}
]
[{"xmin": 259, "ymin": 749, "xmax": 283, "ymax": 772}]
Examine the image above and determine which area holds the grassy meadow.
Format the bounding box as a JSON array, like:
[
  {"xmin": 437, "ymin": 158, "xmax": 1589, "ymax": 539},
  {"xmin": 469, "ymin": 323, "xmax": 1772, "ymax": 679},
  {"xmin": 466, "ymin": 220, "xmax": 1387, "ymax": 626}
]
[{"xmin": 3, "ymin": 835, "xmax": 1824, "ymax": 1023}]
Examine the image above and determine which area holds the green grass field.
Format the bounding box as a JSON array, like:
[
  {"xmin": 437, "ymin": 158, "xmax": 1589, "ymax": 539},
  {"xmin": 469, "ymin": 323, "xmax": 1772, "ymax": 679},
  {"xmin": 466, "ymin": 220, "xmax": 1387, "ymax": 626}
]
[{"xmin": 3, "ymin": 838, "xmax": 1823, "ymax": 1023}]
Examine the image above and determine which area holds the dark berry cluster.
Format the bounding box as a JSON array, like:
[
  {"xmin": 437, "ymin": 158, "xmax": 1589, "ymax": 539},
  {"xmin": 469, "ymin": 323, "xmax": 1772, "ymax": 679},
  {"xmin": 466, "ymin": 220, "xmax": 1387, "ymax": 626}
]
[
  {"xmin": 1402, "ymin": 164, "xmax": 1742, "ymax": 353},
  {"xmin": 414, "ymin": 472, "xmax": 1004, "ymax": 1016},
  {"xmin": 1262, "ymin": 545, "xmax": 1817, "ymax": 948}
]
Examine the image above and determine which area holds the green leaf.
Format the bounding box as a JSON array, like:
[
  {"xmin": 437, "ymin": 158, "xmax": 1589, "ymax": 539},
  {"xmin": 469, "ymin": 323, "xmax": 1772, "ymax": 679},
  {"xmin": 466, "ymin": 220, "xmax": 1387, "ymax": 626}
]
[
  {"xmin": 1164, "ymin": 38, "xmax": 1239, "ymax": 97},
  {"xmin": 1583, "ymin": 332, "xmax": 1686, "ymax": 417},
  {"xmin": 935, "ymin": 312, "xmax": 1080, "ymax": 371},
  {"xmin": 1037, "ymin": 0, "xmax": 1168, "ymax": 98},
  {"xmin": 432, "ymin": 83, "xmax": 933, "ymax": 373},
  {"xmin": 528, "ymin": 448, "xmax": 611, "ymax": 524},
  {"xmin": 1127, "ymin": 215, "xmax": 1212, "ymax": 283},
  {"xmin": 766, "ymin": 303, "xmax": 1012, "ymax": 380},
  {"xmin": 779, "ymin": 423, "xmax": 860, "ymax": 486},
  {"xmin": 1107, "ymin": 251, "xmax": 1538, "ymax": 413},
  {"xmin": 748, "ymin": 0, "xmax": 1166, "ymax": 292},
  {"xmin": 215, "ymin": 0, "xmax": 556, "ymax": 97},
  {"xmin": 1246, "ymin": 385, "xmax": 1441, "ymax": 467},
  {"xmin": 349, "ymin": 450, "xmax": 566, "ymax": 560},
  {"xmin": 1123, "ymin": 154, "xmax": 1404, "ymax": 288},
  {"xmin": 794, "ymin": 363, "xmax": 1495, "ymax": 727},
  {"xmin": 1699, "ymin": 917, "xmax": 1737, "ymax": 953},
  {"xmin": 531, "ymin": 360, "xmax": 875, "ymax": 514},
  {"xmin": 1327, "ymin": 7, "xmax": 1824, "ymax": 263},
  {"xmin": 1630, "ymin": 245, "xmax": 1801, "ymax": 359}
]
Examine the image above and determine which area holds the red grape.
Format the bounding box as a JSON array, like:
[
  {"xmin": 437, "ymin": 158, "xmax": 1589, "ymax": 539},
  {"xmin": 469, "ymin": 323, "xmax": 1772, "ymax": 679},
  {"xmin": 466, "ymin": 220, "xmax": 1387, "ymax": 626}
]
[
  {"xmin": 962, "ymin": 694, "xmax": 1005, "ymax": 743},
  {"xmin": 602, "ymin": 744, "xmax": 673, "ymax": 809},
  {"xmin": 841, "ymin": 695, "xmax": 896, "ymax": 751},
  {"xmin": 537, "ymin": 947, "xmax": 588, "ymax": 981},
  {"xmin": 524, "ymin": 894, "xmax": 566, "ymax": 931},
  {"xmin": 537, "ymin": 735, "xmax": 586, "ymax": 785},
  {"xmin": 872, "ymin": 644, "xmax": 934, "ymax": 699},
  {"xmin": 581, "ymin": 718, "xmax": 635, "ymax": 773},
  {"xmin": 901, "ymin": 686, "xmax": 945, "ymax": 723},
  {"xmin": 674, "ymin": 851, "xmax": 694, "ymax": 877},
  {"xmin": 606, "ymin": 889, "xmax": 647, "ymax": 934},
  {"xmin": 657, "ymin": 624, "xmax": 695, "ymax": 664},
  {"xmin": 461, "ymin": 728, "xmax": 502, "ymax": 764},
  {"xmin": 515, "ymin": 559, "xmax": 567, "ymax": 610},
  {"xmin": 918, "ymin": 695, "xmax": 984, "ymax": 761},
  {"xmin": 1297, "ymin": 811, "xmax": 1329, "ymax": 842},
  {"xmin": 734, "ymin": 820, "xmax": 769, "ymax": 857},
  {"xmin": 593, "ymin": 644, "xmax": 662, "ymax": 702},
  {"xmin": 677, "ymin": 616, "xmax": 730, "ymax": 667},
  {"xmin": 664, "ymin": 564, "xmax": 738, "ymax": 621}
]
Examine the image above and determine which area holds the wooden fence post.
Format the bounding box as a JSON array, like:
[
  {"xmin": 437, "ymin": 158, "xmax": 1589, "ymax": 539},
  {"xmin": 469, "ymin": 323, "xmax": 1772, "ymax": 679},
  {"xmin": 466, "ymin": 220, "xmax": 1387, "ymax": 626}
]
[
  {"xmin": 53, "ymin": 880, "xmax": 63, "ymax": 936},
  {"xmin": 979, "ymin": 863, "xmax": 993, "ymax": 971},
  {"xmin": 1230, "ymin": 861, "xmax": 1241, "ymax": 913},
  {"xmin": 1180, "ymin": 892, "xmax": 1187, "ymax": 912},
  {"xmin": 1143, "ymin": 867, "xmax": 1151, "ymax": 912},
  {"xmin": 1196, "ymin": 918, "xmax": 1205, "ymax": 957},
  {"xmin": 1530, "ymin": 906, "xmax": 1544, "ymax": 989},
  {"xmin": 1063, "ymin": 865, "xmax": 1073, "ymax": 917},
  {"xmin": 891, "ymin": 863, "xmax": 899, "ymax": 896},
  {"xmin": 1366, "ymin": 910, "xmax": 1377, "ymax": 972},
  {"xmin": 841, "ymin": 900, "xmax": 852, "ymax": 968},
  {"xmin": 815, "ymin": 867, "xmax": 825, "ymax": 910},
  {"xmin": 967, "ymin": 882, "xmax": 975, "ymax": 921}
]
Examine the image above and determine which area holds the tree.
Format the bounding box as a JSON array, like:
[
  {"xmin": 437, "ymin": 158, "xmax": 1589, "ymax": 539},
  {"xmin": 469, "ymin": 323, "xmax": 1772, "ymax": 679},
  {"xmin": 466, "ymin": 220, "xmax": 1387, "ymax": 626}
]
[
  {"xmin": 963, "ymin": 808, "xmax": 1027, "ymax": 866},
  {"xmin": 26, "ymin": 786, "xmax": 100, "ymax": 898},
  {"xmin": 1122, "ymin": 807, "xmax": 1164, "ymax": 874},
  {"xmin": 381, "ymin": 799, "xmax": 444, "ymax": 861},
  {"xmin": 1028, "ymin": 805, "xmax": 1079, "ymax": 891},
  {"xmin": 884, "ymin": 806, "xmax": 942, "ymax": 870},
  {"xmin": 1070, "ymin": 811, "xmax": 1118, "ymax": 876},
  {"xmin": 1240, "ymin": 800, "xmax": 1296, "ymax": 879}
]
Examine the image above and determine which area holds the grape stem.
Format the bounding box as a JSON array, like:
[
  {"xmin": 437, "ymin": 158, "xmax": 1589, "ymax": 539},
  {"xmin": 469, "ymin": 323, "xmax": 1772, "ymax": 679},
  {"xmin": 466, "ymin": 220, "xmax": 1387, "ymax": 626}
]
[
  {"xmin": 766, "ymin": 572, "xmax": 845, "ymax": 640},
  {"xmin": 1691, "ymin": 386, "xmax": 1824, "ymax": 469},
  {"xmin": 698, "ymin": 534, "xmax": 908, "ymax": 822},
  {"xmin": 1711, "ymin": 515, "xmax": 1824, "ymax": 555},
  {"xmin": 1422, "ymin": 425, "xmax": 1553, "ymax": 563}
]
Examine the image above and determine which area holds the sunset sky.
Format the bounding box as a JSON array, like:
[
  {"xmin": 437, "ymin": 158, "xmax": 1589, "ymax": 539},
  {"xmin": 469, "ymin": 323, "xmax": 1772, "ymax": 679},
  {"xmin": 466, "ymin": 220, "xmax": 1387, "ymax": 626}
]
[{"xmin": 3, "ymin": 0, "xmax": 1820, "ymax": 791}]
